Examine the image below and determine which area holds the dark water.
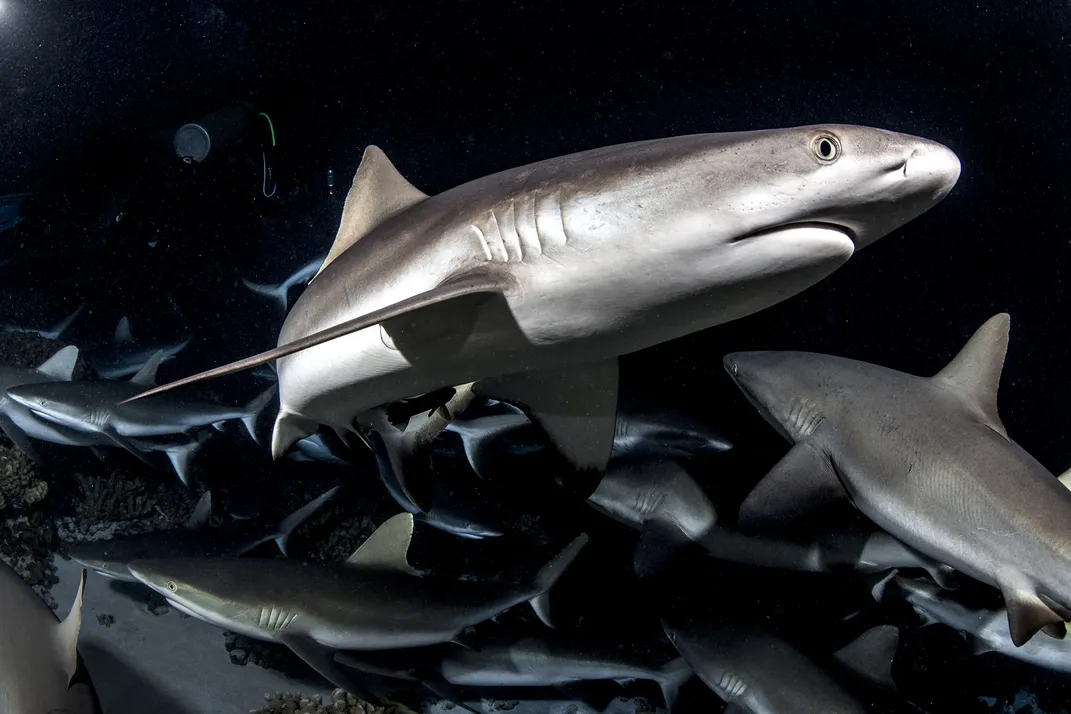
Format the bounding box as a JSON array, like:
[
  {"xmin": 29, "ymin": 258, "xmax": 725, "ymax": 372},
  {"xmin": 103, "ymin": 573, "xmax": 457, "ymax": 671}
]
[{"xmin": 0, "ymin": 2, "xmax": 1069, "ymax": 713}]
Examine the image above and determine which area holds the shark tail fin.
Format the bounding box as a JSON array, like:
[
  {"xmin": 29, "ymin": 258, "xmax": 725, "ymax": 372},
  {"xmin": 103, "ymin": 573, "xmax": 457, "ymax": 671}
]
[
  {"xmin": 242, "ymin": 385, "xmax": 279, "ymax": 446},
  {"xmin": 44, "ymin": 303, "xmax": 86, "ymax": 341},
  {"xmin": 656, "ymin": 657, "xmax": 693, "ymax": 712},
  {"xmin": 528, "ymin": 533, "xmax": 589, "ymax": 629},
  {"xmin": 273, "ymin": 485, "xmax": 340, "ymax": 558},
  {"xmin": 242, "ymin": 277, "xmax": 290, "ymax": 314}
]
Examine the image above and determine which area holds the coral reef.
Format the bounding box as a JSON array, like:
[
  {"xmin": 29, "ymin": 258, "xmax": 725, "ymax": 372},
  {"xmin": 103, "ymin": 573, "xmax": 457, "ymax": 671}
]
[
  {"xmin": 0, "ymin": 510, "xmax": 59, "ymax": 608},
  {"xmin": 0, "ymin": 444, "xmax": 48, "ymax": 512},
  {"xmin": 249, "ymin": 689, "xmax": 404, "ymax": 714}
]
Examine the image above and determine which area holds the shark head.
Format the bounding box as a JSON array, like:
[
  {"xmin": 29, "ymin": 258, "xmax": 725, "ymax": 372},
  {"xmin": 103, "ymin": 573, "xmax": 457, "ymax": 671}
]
[
  {"xmin": 5, "ymin": 383, "xmax": 94, "ymax": 431},
  {"xmin": 68, "ymin": 542, "xmax": 137, "ymax": 583},
  {"xmin": 128, "ymin": 558, "xmax": 259, "ymax": 633},
  {"xmin": 723, "ymin": 351, "xmax": 842, "ymax": 443}
]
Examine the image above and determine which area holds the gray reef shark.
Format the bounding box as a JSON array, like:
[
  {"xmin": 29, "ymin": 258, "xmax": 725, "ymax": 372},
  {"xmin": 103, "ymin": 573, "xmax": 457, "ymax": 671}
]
[
  {"xmin": 86, "ymin": 316, "xmax": 191, "ymax": 380},
  {"xmin": 724, "ymin": 313, "xmax": 1071, "ymax": 646},
  {"xmin": 125, "ymin": 125, "xmax": 960, "ymax": 511},
  {"xmin": 127, "ymin": 513, "xmax": 587, "ymax": 696},
  {"xmin": 242, "ymin": 254, "xmax": 326, "ymax": 314},
  {"xmin": 337, "ymin": 631, "xmax": 693, "ymax": 712},
  {"xmin": 0, "ymin": 344, "xmax": 84, "ymax": 460},
  {"xmin": 6, "ymin": 351, "xmax": 275, "ymax": 459},
  {"xmin": 663, "ymin": 617, "xmax": 897, "ymax": 714},
  {"xmin": 874, "ymin": 573, "xmax": 1071, "ymax": 675},
  {"xmin": 0, "ymin": 302, "xmax": 85, "ymax": 341},
  {"xmin": 0, "ymin": 562, "xmax": 97, "ymax": 713},
  {"xmin": 70, "ymin": 486, "xmax": 339, "ymax": 582}
]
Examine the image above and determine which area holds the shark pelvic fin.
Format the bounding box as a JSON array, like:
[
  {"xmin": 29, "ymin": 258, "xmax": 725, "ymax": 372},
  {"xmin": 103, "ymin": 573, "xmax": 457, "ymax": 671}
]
[
  {"xmin": 737, "ymin": 442, "xmax": 845, "ymax": 532},
  {"xmin": 314, "ymin": 145, "xmax": 429, "ymax": 281},
  {"xmin": 1001, "ymin": 580, "xmax": 1065, "ymax": 646},
  {"xmin": 474, "ymin": 358, "xmax": 620, "ymax": 479},
  {"xmin": 122, "ymin": 274, "xmax": 510, "ymax": 403},
  {"xmin": 346, "ymin": 512, "xmax": 420, "ymax": 575},
  {"xmin": 832, "ymin": 625, "xmax": 899, "ymax": 689},
  {"xmin": 271, "ymin": 411, "xmax": 319, "ymax": 460},
  {"xmin": 933, "ymin": 313, "xmax": 1010, "ymax": 436},
  {"xmin": 279, "ymin": 634, "xmax": 385, "ymax": 704},
  {"xmin": 37, "ymin": 345, "xmax": 79, "ymax": 380},
  {"xmin": 56, "ymin": 568, "xmax": 87, "ymax": 686}
]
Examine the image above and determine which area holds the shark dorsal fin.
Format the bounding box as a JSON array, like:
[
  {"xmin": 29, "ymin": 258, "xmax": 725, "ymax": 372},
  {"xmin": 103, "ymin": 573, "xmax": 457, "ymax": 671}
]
[
  {"xmin": 130, "ymin": 350, "xmax": 166, "ymax": 387},
  {"xmin": 114, "ymin": 316, "xmax": 133, "ymax": 344},
  {"xmin": 312, "ymin": 146, "xmax": 428, "ymax": 281},
  {"xmin": 36, "ymin": 345, "xmax": 79, "ymax": 380},
  {"xmin": 345, "ymin": 512, "xmax": 419, "ymax": 576},
  {"xmin": 1058, "ymin": 468, "xmax": 1071, "ymax": 491},
  {"xmin": 55, "ymin": 568, "xmax": 86, "ymax": 686},
  {"xmin": 186, "ymin": 490, "xmax": 212, "ymax": 529},
  {"xmin": 932, "ymin": 313, "xmax": 1010, "ymax": 436}
]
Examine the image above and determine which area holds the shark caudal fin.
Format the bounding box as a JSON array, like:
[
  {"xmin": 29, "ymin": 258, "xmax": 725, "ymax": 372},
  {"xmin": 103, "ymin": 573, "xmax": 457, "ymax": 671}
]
[
  {"xmin": 241, "ymin": 385, "xmax": 279, "ymax": 446},
  {"xmin": 242, "ymin": 278, "xmax": 291, "ymax": 315},
  {"xmin": 272, "ymin": 485, "xmax": 340, "ymax": 558},
  {"xmin": 528, "ymin": 533, "xmax": 589, "ymax": 628}
]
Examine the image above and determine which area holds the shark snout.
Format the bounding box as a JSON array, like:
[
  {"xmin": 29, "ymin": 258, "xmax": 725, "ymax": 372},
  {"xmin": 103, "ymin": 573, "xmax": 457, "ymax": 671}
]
[{"xmin": 903, "ymin": 139, "xmax": 961, "ymax": 201}]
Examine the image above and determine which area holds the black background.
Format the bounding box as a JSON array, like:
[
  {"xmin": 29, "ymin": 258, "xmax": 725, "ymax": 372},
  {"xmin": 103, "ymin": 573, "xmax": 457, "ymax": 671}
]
[{"xmin": 1, "ymin": 1, "xmax": 1069, "ymax": 711}]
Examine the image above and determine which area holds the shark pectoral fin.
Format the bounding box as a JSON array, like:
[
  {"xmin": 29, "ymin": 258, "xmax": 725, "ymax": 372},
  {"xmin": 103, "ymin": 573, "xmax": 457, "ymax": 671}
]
[
  {"xmin": 737, "ymin": 443, "xmax": 845, "ymax": 532},
  {"xmin": 273, "ymin": 485, "xmax": 340, "ymax": 558},
  {"xmin": 185, "ymin": 490, "xmax": 213, "ymax": 529},
  {"xmin": 271, "ymin": 412, "xmax": 319, "ymax": 460},
  {"xmin": 280, "ymin": 635, "xmax": 383, "ymax": 704},
  {"xmin": 1001, "ymin": 580, "xmax": 1065, "ymax": 646},
  {"xmin": 37, "ymin": 345, "xmax": 80, "ymax": 380},
  {"xmin": 723, "ymin": 704, "xmax": 748, "ymax": 714},
  {"xmin": 932, "ymin": 313, "xmax": 1010, "ymax": 437},
  {"xmin": 832, "ymin": 625, "xmax": 899, "ymax": 689},
  {"xmin": 161, "ymin": 432, "xmax": 211, "ymax": 487},
  {"xmin": 55, "ymin": 568, "xmax": 87, "ymax": 686},
  {"xmin": 1057, "ymin": 468, "xmax": 1071, "ymax": 491},
  {"xmin": 657, "ymin": 656, "xmax": 693, "ymax": 712},
  {"xmin": 0, "ymin": 413, "xmax": 42, "ymax": 463},
  {"xmin": 529, "ymin": 533, "xmax": 589, "ymax": 628},
  {"xmin": 103, "ymin": 428, "xmax": 157, "ymax": 467},
  {"xmin": 634, "ymin": 520, "xmax": 694, "ymax": 581},
  {"xmin": 129, "ymin": 350, "xmax": 166, "ymax": 387},
  {"xmin": 313, "ymin": 145, "xmax": 430, "ymax": 282},
  {"xmin": 123, "ymin": 276, "xmax": 509, "ymax": 403},
  {"xmin": 345, "ymin": 512, "xmax": 420, "ymax": 576},
  {"xmin": 474, "ymin": 359, "xmax": 619, "ymax": 486}
]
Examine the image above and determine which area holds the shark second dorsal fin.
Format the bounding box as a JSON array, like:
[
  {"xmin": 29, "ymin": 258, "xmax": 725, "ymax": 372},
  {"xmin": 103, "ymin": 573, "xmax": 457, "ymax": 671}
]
[
  {"xmin": 36, "ymin": 345, "xmax": 79, "ymax": 380},
  {"xmin": 933, "ymin": 313, "xmax": 1010, "ymax": 436},
  {"xmin": 345, "ymin": 512, "xmax": 419, "ymax": 576},
  {"xmin": 130, "ymin": 349, "xmax": 166, "ymax": 387},
  {"xmin": 114, "ymin": 316, "xmax": 133, "ymax": 344},
  {"xmin": 313, "ymin": 146, "xmax": 429, "ymax": 281}
]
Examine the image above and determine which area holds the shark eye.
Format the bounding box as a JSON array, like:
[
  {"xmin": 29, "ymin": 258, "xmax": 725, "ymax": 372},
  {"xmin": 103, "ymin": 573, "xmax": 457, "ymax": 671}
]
[
  {"xmin": 811, "ymin": 134, "xmax": 841, "ymax": 163},
  {"xmin": 166, "ymin": 581, "xmax": 178, "ymax": 593}
]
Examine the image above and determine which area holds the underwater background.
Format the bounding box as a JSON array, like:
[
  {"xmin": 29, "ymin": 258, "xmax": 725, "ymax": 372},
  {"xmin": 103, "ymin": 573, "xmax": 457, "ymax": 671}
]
[{"xmin": 1, "ymin": 1, "xmax": 1070, "ymax": 713}]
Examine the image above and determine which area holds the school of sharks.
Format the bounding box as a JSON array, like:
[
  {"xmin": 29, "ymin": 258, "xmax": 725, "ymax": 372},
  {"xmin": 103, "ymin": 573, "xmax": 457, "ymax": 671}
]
[{"xmin": 7, "ymin": 120, "xmax": 1070, "ymax": 713}]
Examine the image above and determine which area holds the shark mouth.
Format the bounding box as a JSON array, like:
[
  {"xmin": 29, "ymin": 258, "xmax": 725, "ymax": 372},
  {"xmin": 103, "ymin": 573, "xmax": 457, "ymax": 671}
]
[{"xmin": 730, "ymin": 221, "xmax": 857, "ymax": 247}]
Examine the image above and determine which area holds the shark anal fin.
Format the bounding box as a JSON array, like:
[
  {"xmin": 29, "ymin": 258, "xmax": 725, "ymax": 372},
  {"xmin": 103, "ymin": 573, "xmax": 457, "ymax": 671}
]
[
  {"xmin": 474, "ymin": 358, "xmax": 619, "ymax": 478},
  {"xmin": 1001, "ymin": 580, "xmax": 1065, "ymax": 646},
  {"xmin": 124, "ymin": 274, "xmax": 510, "ymax": 403},
  {"xmin": 280, "ymin": 634, "xmax": 384, "ymax": 705},
  {"xmin": 737, "ymin": 442, "xmax": 845, "ymax": 532}
]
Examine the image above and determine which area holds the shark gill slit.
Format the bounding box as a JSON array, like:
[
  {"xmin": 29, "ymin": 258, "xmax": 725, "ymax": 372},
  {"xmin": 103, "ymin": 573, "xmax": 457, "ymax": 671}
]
[
  {"xmin": 470, "ymin": 224, "xmax": 493, "ymax": 262},
  {"xmin": 515, "ymin": 193, "xmax": 543, "ymax": 256},
  {"xmin": 485, "ymin": 209, "xmax": 509, "ymax": 263},
  {"xmin": 498, "ymin": 202, "xmax": 524, "ymax": 262}
]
